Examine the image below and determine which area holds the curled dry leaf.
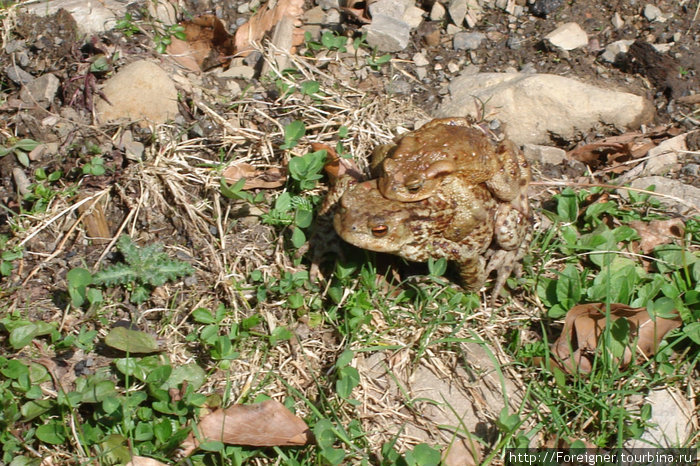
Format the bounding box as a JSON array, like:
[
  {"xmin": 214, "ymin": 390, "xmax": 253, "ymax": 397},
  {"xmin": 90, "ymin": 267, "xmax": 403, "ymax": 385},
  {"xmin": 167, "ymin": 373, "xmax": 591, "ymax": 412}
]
[
  {"xmin": 567, "ymin": 126, "xmax": 682, "ymax": 173},
  {"xmin": 222, "ymin": 163, "xmax": 286, "ymax": 189},
  {"xmin": 181, "ymin": 400, "xmax": 312, "ymax": 456},
  {"xmin": 167, "ymin": 15, "xmax": 235, "ymax": 72},
  {"xmin": 313, "ymin": 142, "xmax": 363, "ymax": 185},
  {"xmin": 548, "ymin": 303, "xmax": 682, "ymax": 374},
  {"xmin": 233, "ymin": 0, "xmax": 305, "ymax": 57},
  {"xmin": 629, "ymin": 219, "xmax": 685, "ymax": 254}
]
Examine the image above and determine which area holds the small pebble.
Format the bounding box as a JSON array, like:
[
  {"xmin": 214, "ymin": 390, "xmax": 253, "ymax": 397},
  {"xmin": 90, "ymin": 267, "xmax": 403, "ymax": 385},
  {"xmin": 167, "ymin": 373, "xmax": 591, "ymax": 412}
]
[
  {"xmin": 644, "ymin": 4, "xmax": 662, "ymax": 22},
  {"xmin": 430, "ymin": 2, "xmax": 446, "ymax": 21}
]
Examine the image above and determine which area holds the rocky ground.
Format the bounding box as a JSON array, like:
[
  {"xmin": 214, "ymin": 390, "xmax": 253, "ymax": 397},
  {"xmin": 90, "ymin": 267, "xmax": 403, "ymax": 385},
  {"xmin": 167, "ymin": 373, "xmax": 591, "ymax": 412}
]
[{"xmin": 0, "ymin": 0, "xmax": 698, "ymax": 464}]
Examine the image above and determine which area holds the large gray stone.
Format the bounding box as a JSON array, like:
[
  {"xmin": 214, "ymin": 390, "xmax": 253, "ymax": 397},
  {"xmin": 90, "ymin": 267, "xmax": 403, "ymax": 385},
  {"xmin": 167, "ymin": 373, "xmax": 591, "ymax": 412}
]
[
  {"xmin": 95, "ymin": 60, "xmax": 179, "ymax": 125},
  {"xmin": 437, "ymin": 72, "xmax": 655, "ymax": 146},
  {"xmin": 20, "ymin": 73, "xmax": 60, "ymax": 108},
  {"xmin": 453, "ymin": 31, "xmax": 485, "ymax": 50},
  {"xmin": 362, "ymin": 15, "xmax": 411, "ymax": 52}
]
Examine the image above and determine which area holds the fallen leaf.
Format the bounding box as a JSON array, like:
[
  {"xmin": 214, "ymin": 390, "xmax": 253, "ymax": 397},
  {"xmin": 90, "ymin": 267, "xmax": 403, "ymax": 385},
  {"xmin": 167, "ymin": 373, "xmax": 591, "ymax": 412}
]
[
  {"xmin": 233, "ymin": 0, "xmax": 305, "ymax": 57},
  {"xmin": 313, "ymin": 142, "xmax": 363, "ymax": 184},
  {"xmin": 222, "ymin": 163, "xmax": 286, "ymax": 189},
  {"xmin": 126, "ymin": 456, "xmax": 168, "ymax": 466},
  {"xmin": 167, "ymin": 15, "xmax": 235, "ymax": 71},
  {"xmin": 548, "ymin": 303, "xmax": 682, "ymax": 374},
  {"xmin": 629, "ymin": 219, "xmax": 685, "ymax": 254},
  {"xmin": 181, "ymin": 400, "xmax": 312, "ymax": 456}
]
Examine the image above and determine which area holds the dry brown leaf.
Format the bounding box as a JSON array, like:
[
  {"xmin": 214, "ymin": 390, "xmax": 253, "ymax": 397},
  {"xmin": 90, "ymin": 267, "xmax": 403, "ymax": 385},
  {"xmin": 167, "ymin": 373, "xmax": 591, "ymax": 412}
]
[
  {"xmin": 167, "ymin": 15, "xmax": 235, "ymax": 71},
  {"xmin": 233, "ymin": 0, "xmax": 305, "ymax": 57},
  {"xmin": 181, "ymin": 400, "xmax": 312, "ymax": 456},
  {"xmin": 222, "ymin": 163, "xmax": 286, "ymax": 189},
  {"xmin": 629, "ymin": 219, "xmax": 685, "ymax": 254},
  {"xmin": 313, "ymin": 142, "xmax": 363, "ymax": 184},
  {"xmin": 549, "ymin": 303, "xmax": 682, "ymax": 374},
  {"xmin": 442, "ymin": 437, "xmax": 482, "ymax": 466},
  {"xmin": 125, "ymin": 456, "xmax": 168, "ymax": 466}
]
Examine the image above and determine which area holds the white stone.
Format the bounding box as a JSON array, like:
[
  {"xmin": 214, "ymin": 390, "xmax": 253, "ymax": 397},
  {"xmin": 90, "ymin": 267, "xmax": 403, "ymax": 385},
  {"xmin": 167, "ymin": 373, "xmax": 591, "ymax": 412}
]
[
  {"xmin": 652, "ymin": 43, "xmax": 673, "ymax": 53},
  {"xmin": 611, "ymin": 12, "xmax": 624, "ymax": 29},
  {"xmin": 625, "ymin": 389, "xmax": 694, "ymax": 448},
  {"xmin": 447, "ymin": 61, "xmax": 460, "ymax": 73},
  {"xmin": 616, "ymin": 131, "xmax": 691, "ymax": 184},
  {"xmin": 402, "ymin": 6, "xmax": 425, "ymax": 29},
  {"xmin": 545, "ymin": 22, "xmax": 588, "ymax": 51},
  {"xmin": 522, "ymin": 144, "xmax": 567, "ymax": 165},
  {"xmin": 601, "ymin": 39, "xmax": 635, "ymax": 63},
  {"xmin": 430, "ymin": 2, "xmax": 446, "ymax": 21},
  {"xmin": 95, "ymin": 60, "xmax": 179, "ymax": 125},
  {"xmin": 22, "ymin": 0, "xmax": 126, "ymax": 35},
  {"xmin": 437, "ymin": 72, "xmax": 655, "ymax": 146},
  {"xmin": 413, "ymin": 52, "xmax": 430, "ymax": 67}
]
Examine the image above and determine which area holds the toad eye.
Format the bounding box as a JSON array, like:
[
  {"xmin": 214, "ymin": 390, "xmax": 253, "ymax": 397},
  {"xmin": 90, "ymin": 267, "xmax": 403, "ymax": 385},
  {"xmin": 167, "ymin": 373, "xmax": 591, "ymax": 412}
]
[
  {"xmin": 371, "ymin": 225, "xmax": 388, "ymax": 237},
  {"xmin": 405, "ymin": 178, "xmax": 423, "ymax": 193}
]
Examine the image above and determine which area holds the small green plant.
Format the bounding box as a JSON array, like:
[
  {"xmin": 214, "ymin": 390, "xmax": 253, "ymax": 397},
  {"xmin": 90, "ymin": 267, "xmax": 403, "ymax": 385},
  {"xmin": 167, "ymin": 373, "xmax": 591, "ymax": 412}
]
[
  {"xmin": 0, "ymin": 138, "xmax": 39, "ymax": 167},
  {"xmin": 305, "ymin": 30, "xmax": 347, "ymax": 53},
  {"xmin": 115, "ymin": 12, "xmax": 140, "ymax": 37},
  {"xmin": 288, "ymin": 149, "xmax": 326, "ymax": 191},
  {"xmin": 153, "ymin": 23, "xmax": 187, "ymax": 54},
  {"xmin": 66, "ymin": 267, "xmax": 103, "ymax": 308},
  {"xmin": 0, "ymin": 236, "xmax": 22, "ymax": 277},
  {"xmin": 92, "ymin": 234, "xmax": 194, "ymax": 303},
  {"xmin": 22, "ymin": 168, "xmax": 66, "ymax": 213},
  {"xmin": 82, "ymin": 156, "xmax": 106, "ymax": 176},
  {"xmin": 280, "ymin": 120, "xmax": 306, "ymax": 150}
]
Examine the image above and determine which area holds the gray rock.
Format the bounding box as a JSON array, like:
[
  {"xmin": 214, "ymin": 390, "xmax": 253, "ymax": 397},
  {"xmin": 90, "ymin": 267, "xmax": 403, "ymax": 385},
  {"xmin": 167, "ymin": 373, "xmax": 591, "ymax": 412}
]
[
  {"xmin": 20, "ymin": 73, "xmax": 60, "ymax": 108},
  {"xmin": 5, "ymin": 64, "xmax": 34, "ymax": 85},
  {"xmin": 643, "ymin": 4, "xmax": 662, "ymax": 21},
  {"xmin": 5, "ymin": 40, "xmax": 26, "ymax": 54},
  {"xmin": 611, "ymin": 12, "xmax": 625, "ymax": 29},
  {"xmin": 95, "ymin": 60, "xmax": 179, "ymax": 125},
  {"xmin": 453, "ymin": 31, "xmax": 485, "ymax": 50},
  {"xmin": 448, "ymin": 0, "xmax": 467, "ymax": 26},
  {"xmin": 318, "ymin": 0, "xmax": 340, "ymax": 10},
  {"xmin": 629, "ymin": 177, "xmax": 700, "ymax": 216},
  {"xmin": 370, "ymin": 0, "xmax": 411, "ymax": 18},
  {"xmin": 363, "ymin": 14, "xmax": 411, "ymax": 52},
  {"xmin": 22, "ymin": 0, "xmax": 126, "ymax": 35},
  {"xmin": 545, "ymin": 22, "xmax": 588, "ymax": 51},
  {"xmin": 601, "ymin": 39, "xmax": 635, "ymax": 63},
  {"xmin": 413, "ymin": 52, "xmax": 430, "ymax": 67},
  {"xmin": 402, "ymin": 6, "xmax": 425, "ymax": 29},
  {"xmin": 430, "ymin": 2, "xmax": 446, "ymax": 21},
  {"xmin": 438, "ymin": 72, "xmax": 655, "ymax": 146},
  {"xmin": 522, "ymin": 144, "xmax": 567, "ymax": 165},
  {"xmin": 464, "ymin": 0, "xmax": 484, "ymax": 27}
]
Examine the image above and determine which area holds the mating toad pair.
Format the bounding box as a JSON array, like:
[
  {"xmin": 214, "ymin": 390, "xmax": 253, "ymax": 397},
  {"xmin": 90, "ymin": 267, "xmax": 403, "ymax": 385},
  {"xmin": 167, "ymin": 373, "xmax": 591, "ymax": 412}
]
[{"xmin": 327, "ymin": 117, "xmax": 532, "ymax": 303}]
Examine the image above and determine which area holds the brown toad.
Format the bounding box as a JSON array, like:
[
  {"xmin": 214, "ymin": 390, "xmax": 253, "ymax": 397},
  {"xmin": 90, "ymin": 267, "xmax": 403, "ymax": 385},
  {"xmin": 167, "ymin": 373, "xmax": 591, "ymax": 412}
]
[
  {"xmin": 375, "ymin": 118, "xmax": 528, "ymax": 222},
  {"xmin": 333, "ymin": 178, "xmax": 530, "ymax": 301}
]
